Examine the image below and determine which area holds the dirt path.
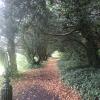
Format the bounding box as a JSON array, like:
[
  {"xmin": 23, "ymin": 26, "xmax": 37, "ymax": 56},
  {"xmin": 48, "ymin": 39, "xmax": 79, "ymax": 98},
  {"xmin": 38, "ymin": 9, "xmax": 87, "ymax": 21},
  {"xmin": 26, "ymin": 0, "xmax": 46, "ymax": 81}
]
[{"xmin": 13, "ymin": 58, "xmax": 81, "ymax": 100}]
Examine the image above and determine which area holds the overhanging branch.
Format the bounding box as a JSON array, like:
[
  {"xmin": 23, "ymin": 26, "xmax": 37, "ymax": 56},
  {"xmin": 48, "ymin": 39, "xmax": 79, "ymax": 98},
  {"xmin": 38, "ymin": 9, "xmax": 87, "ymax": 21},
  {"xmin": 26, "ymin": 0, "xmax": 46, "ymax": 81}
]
[
  {"xmin": 47, "ymin": 29, "xmax": 76, "ymax": 36},
  {"xmin": 68, "ymin": 37, "xmax": 87, "ymax": 49}
]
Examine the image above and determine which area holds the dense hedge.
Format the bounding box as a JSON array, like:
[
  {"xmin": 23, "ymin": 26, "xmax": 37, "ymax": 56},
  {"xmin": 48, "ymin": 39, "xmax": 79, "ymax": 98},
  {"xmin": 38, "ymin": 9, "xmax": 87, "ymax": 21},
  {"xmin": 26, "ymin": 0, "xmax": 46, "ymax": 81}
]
[{"xmin": 58, "ymin": 47, "xmax": 100, "ymax": 99}]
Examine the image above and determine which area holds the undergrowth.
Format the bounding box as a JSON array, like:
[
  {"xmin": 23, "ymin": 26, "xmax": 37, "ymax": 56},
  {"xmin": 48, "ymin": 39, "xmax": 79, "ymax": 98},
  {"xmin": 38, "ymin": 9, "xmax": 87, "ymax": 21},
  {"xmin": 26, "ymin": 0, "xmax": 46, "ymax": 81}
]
[
  {"xmin": 58, "ymin": 48, "xmax": 100, "ymax": 99},
  {"xmin": 59, "ymin": 62, "xmax": 100, "ymax": 99}
]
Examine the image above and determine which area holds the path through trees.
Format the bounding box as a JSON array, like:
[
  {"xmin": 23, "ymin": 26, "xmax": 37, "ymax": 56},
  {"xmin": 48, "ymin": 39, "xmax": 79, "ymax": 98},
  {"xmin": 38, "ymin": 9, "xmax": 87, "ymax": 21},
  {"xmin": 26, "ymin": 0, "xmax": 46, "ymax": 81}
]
[{"xmin": 12, "ymin": 58, "xmax": 81, "ymax": 100}]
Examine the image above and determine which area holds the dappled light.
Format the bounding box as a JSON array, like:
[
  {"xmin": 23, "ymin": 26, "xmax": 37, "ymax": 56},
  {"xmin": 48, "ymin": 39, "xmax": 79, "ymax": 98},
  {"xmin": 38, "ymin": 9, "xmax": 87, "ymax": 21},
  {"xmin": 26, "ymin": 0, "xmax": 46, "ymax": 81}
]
[
  {"xmin": 0, "ymin": 65, "xmax": 5, "ymax": 76},
  {"xmin": 34, "ymin": 56, "xmax": 39, "ymax": 62},
  {"xmin": 16, "ymin": 53, "xmax": 29, "ymax": 72},
  {"xmin": 0, "ymin": 49, "xmax": 7, "ymax": 76},
  {"xmin": 51, "ymin": 50, "xmax": 61, "ymax": 58}
]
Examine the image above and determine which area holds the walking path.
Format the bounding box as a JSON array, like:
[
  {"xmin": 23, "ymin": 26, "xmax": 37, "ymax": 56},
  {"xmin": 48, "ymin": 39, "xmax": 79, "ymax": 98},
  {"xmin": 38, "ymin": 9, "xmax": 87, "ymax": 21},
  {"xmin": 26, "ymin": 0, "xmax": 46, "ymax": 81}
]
[{"xmin": 13, "ymin": 58, "xmax": 81, "ymax": 100}]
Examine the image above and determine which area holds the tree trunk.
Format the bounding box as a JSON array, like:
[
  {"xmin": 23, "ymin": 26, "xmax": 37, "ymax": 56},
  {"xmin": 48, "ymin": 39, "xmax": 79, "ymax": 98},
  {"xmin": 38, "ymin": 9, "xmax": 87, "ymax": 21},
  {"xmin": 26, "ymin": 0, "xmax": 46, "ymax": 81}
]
[
  {"xmin": 37, "ymin": 44, "xmax": 48, "ymax": 62},
  {"xmin": 86, "ymin": 35, "xmax": 100, "ymax": 67},
  {"xmin": 25, "ymin": 48, "xmax": 36, "ymax": 68},
  {"xmin": 7, "ymin": 35, "xmax": 17, "ymax": 76}
]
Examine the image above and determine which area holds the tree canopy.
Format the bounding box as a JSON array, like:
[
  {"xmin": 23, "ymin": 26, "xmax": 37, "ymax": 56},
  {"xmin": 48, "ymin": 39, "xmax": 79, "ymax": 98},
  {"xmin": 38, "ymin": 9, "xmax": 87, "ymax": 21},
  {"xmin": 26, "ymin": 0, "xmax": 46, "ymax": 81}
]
[{"xmin": 0, "ymin": 0, "xmax": 100, "ymax": 75}]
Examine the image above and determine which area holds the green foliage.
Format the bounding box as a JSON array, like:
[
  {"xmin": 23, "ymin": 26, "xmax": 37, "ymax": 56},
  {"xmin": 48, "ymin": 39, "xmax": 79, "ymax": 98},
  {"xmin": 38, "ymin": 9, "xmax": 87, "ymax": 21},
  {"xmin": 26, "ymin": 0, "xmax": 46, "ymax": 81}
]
[
  {"xmin": 32, "ymin": 63, "xmax": 42, "ymax": 69},
  {"xmin": 59, "ymin": 63, "xmax": 100, "ymax": 99},
  {"xmin": 59, "ymin": 47, "xmax": 100, "ymax": 99},
  {"xmin": 59, "ymin": 42, "xmax": 88, "ymax": 70},
  {"xmin": 0, "ymin": 77, "xmax": 4, "ymax": 90},
  {"xmin": 19, "ymin": 0, "xmax": 49, "ymax": 66}
]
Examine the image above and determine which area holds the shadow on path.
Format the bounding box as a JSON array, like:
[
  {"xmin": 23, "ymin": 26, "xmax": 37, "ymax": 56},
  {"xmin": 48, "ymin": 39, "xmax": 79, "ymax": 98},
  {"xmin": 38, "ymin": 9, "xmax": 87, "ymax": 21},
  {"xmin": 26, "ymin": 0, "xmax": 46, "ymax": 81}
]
[{"xmin": 14, "ymin": 85, "xmax": 59, "ymax": 100}]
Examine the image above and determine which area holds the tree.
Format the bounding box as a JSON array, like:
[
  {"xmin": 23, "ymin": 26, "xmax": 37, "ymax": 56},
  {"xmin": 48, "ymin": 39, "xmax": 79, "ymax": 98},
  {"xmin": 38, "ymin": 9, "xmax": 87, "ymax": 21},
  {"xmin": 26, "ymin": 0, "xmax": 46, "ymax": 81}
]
[
  {"xmin": 21, "ymin": 21, "xmax": 48, "ymax": 67},
  {"xmin": 48, "ymin": 0, "xmax": 100, "ymax": 67},
  {"xmin": 14, "ymin": 0, "xmax": 49, "ymax": 67},
  {"xmin": 3, "ymin": 0, "xmax": 18, "ymax": 76}
]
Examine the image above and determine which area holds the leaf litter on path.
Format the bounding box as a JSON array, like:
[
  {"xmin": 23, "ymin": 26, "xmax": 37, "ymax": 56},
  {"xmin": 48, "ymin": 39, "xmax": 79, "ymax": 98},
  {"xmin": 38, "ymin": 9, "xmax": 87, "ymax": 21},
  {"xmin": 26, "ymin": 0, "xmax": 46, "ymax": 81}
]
[{"xmin": 12, "ymin": 58, "xmax": 81, "ymax": 100}]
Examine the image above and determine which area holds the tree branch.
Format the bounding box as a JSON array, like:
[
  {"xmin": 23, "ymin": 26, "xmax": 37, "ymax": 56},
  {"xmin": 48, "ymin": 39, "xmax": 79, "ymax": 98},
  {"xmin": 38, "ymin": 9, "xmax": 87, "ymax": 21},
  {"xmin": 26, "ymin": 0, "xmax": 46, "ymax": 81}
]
[
  {"xmin": 47, "ymin": 29, "xmax": 76, "ymax": 36},
  {"xmin": 63, "ymin": 36, "xmax": 87, "ymax": 49},
  {"xmin": 69, "ymin": 37, "xmax": 87, "ymax": 49}
]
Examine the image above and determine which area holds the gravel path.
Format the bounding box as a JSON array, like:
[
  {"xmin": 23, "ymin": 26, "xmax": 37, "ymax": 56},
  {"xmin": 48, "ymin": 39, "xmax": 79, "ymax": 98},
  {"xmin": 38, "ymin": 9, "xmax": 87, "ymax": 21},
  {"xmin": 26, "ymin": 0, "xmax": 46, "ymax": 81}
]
[{"xmin": 13, "ymin": 58, "xmax": 81, "ymax": 100}]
